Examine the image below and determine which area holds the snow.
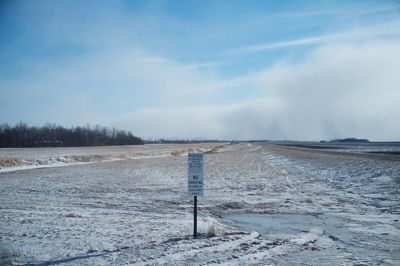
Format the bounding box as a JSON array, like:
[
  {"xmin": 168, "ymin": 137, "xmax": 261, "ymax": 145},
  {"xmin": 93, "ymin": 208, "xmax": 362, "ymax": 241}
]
[
  {"xmin": 0, "ymin": 143, "xmax": 399, "ymax": 265},
  {"xmin": 0, "ymin": 144, "xmax": 221, "ymax": 173}
]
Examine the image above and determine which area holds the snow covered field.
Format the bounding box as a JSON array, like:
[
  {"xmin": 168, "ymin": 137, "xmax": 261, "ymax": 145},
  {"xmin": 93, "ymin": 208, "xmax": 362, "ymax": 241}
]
[
  {"xmin": 1, "ymin": 143, "xmax": 399, "ymax": 265},
  {"xmin": 0, "ymin": 144, "xmax": 219, "ymax": 173}
]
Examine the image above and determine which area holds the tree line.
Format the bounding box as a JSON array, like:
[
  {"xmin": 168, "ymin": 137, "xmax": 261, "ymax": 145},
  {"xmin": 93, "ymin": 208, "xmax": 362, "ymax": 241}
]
[
  {"xmin": 320, "ymin": 137, "xmax": 370, "ymax": 143},
  {"xmin": 0, "ymin": 122, "xmax": 144, "ymax": 147}
]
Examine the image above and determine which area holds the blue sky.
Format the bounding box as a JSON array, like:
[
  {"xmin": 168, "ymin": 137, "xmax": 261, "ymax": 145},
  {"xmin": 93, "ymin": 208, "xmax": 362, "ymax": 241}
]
[{"xmin": 1, "ymin": 0, "xmax": 400, "ymax": 140}]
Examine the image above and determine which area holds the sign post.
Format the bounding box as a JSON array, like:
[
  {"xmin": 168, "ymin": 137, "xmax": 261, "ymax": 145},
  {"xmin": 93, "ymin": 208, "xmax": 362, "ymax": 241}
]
[
  {"xmin": 187, "ymin": 153, "xmax": 204, "ymax": 238},
  {"xmin": 194, "ymin": 196, "xmax": 197, "ymax": 238}
]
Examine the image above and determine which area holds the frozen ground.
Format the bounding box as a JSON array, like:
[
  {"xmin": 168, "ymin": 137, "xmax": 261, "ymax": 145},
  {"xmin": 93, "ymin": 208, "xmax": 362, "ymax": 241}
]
[
  {"xmin": 0, "ymin": 143, "xmax": 399, "ymax": 265},
  {"xmin": 0, "ymin": 144, "xmax": 219, "ymax": 173}
]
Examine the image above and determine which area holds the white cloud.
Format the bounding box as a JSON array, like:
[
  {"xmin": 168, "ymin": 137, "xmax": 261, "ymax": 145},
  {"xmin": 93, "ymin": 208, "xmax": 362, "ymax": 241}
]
[
  {"xmin": 0, "ymin": 48, "xmax": 236, "ymax": 125},
  {"xmin": 113, "ymin": 97, "xmax": 286, "ymax": 140},
  {"xmin": 231, "ymin": 19, "xmax": 400, "ymax": 54},
  {"xmin": 3, "ymin": 39, "xmax": 399, "ymax": 141},
  {"xmin": 114, "ymin": 41, "xmax": 400, "ymax": 141},
  {"xmin": 232, "ymin": 34, "xmax": 342, "ymax": 54}
]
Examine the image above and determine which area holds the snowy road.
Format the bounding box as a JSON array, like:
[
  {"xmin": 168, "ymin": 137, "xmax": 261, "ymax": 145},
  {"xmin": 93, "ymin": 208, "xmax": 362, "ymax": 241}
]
[{"xmin": 1, "ymin": 144, "xmax": 399, "ymax": 265}]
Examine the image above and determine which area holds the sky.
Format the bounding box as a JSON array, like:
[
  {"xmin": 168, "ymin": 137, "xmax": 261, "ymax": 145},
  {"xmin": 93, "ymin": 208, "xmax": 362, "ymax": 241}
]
[{"xmin": 1, "ymin": 0, "xmax": 400, "ymax": 141}]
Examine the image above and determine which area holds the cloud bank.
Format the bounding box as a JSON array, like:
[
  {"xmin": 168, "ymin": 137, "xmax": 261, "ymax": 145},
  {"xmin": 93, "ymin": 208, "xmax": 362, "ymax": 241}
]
[
  {"xmin": 116, "ymin": 42, "xmax": 400, "ymax": 141},
  {"xmin": 2, "ymin": 40, "xmax": 399, "ymax": 141}
]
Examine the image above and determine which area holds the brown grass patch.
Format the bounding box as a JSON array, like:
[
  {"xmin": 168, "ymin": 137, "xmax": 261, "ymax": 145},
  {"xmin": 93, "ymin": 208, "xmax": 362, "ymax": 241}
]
[{"xmin": 0, "ymin": 158, "xmax": 24, "ymax": 167}]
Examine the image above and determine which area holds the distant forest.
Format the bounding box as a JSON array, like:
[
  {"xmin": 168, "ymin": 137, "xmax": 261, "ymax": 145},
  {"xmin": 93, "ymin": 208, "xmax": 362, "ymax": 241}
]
[
  {"xmin": 0, "ymin": 122, "xmax": 144, "ymax": 148},
  {"xmin": 323, "ymin": 138, "xmax": 370, "ymax": 143}
]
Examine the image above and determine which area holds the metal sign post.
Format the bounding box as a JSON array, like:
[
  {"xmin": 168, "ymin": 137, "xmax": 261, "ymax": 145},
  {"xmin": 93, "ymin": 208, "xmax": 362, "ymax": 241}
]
[
  {"xmin": 187, "ymin": 153, "xmax": 204, "ymax": 238},
  {"xmin": 194, "ymin": 196, "xmax": 197, "ymax": 238}
]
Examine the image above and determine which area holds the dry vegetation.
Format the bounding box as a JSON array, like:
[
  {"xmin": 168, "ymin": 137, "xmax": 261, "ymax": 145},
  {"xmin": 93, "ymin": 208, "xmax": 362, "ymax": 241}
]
[{"xmin": 0, "ymin": 158, "xmax": 24, "ymax": 167}]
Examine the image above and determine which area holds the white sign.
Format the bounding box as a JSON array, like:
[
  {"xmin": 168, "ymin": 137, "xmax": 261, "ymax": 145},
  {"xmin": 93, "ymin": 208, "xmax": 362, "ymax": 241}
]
[{"xmin": 187, "ymin": 153, "xmax": 204, "ymax": 197}]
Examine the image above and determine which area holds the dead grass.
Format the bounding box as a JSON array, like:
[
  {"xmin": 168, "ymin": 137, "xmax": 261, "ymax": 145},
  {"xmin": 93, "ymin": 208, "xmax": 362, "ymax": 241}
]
[
  {"xmin": 0, "ymin": 158, "xmax": 24, "ymax": 167},
  {"xmin": 206, "ymin": 224, "xmax": 217, "ymax": 237},
  {"xmin": 171, "ymin": 150, "xmax": 186, "ymax": 156},
  {"xmin": 71, "ymin": 155, "xmax": 107, "ymax": 162},
  {"xmin": 171, "ymin": 144, "xmax": 226, "ymax": 156},
  {"xmin": 198, "ymin": 223, "xmax": 218, "ymax": 238}
]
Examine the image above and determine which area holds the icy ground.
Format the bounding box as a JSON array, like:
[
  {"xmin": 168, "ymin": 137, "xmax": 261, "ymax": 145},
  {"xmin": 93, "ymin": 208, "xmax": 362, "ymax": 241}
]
[{"xmin": 0, "ymin": 144, "xmax": 399, "ymax": 265}]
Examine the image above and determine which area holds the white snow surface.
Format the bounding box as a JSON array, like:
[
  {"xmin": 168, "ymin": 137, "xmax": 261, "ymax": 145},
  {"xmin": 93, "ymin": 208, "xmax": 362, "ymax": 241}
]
[
  {"xmin": 0, "ymin": 144, "xmax": 221, "ymax": 173},
  {"xmin": 0, "ymin": 143, "xmax": 399, "ymax": 265}
]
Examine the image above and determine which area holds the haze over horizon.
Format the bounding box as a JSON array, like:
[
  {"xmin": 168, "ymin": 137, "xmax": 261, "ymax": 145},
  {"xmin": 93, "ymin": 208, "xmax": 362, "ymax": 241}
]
[{"xmin": 1, "ymin": 0, "xmax": 400, "ymax": 141}]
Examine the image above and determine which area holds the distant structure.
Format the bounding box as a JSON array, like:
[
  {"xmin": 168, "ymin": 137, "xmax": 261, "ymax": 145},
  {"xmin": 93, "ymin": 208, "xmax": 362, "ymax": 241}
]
[{"xmin": 321, "ymin": 138, "xmax": 370, "ymax": 143}]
